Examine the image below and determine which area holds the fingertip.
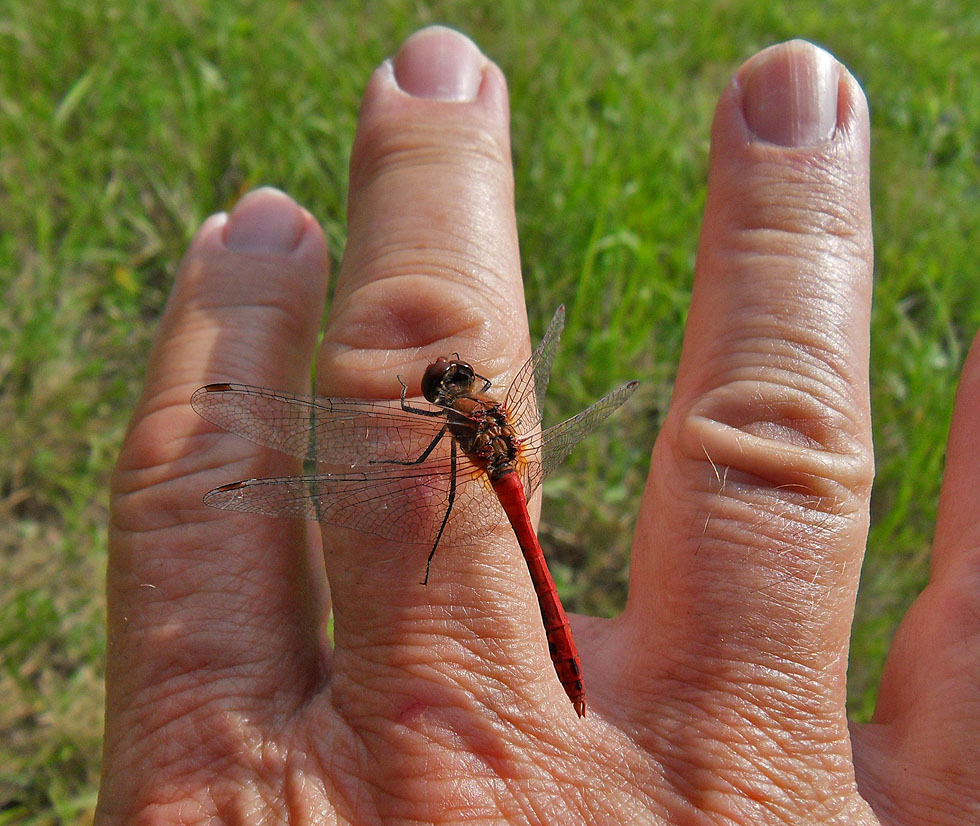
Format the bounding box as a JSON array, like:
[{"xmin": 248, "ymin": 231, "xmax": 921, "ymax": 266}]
[
  {"xmin": 143, "ymin": 187, "xmax": 329, "ymax": 415},
  {"xmin": 392, "ymin": 25, "xmax": 486, "ymax": 102},
  {"xmin": 358, "ymin": 27, "xmax": 509, "ymax": 126},
  {"xmin": 181, "ymin": 188, "xmax": 324, "ymax": 270},
  {"xmin": 223, "ymin": 186, "xmax": 312, "ymax": 254},
  {"xmin": 711, "ymin": 40, "xmax": 869, "ymax": 159},
  {"xmin": 738, "ymin": 40, "xmax": 840, "ymax": 147}
]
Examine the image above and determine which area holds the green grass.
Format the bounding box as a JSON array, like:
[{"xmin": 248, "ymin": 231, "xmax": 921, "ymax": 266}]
[{"xmin": 3, "ymin": 0, "xmax": 980, "ymax": 819}]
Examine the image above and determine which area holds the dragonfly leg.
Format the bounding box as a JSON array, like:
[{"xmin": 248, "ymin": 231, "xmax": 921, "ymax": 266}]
[
  {"xmin": 472, "ymin": 371, "xmax": 493, "ymax": 393},
  {"xmin": 396, "ymin": 375, "xmax": 447, "ymax": 417},
  {"xmin": 372, "ymin": 421, "xmax": 449, "ymax": 468},
  {"xmin": 421, "ymin": 436, "xmax": 458, "ymax": 585}
]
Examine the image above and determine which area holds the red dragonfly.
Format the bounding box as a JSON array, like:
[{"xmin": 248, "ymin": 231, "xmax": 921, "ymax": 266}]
[{"xmin": 191, "ymin": 306, "xmax": 637, "ymax": 717}]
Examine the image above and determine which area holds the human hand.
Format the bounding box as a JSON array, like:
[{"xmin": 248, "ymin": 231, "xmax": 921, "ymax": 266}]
[{"xmin": 98, "ymin": 27, "xmax": 979, "ymax": 824}]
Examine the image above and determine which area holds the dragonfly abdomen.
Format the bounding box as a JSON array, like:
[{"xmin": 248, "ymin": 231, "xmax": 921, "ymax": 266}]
[{"xmin": 490, "ymin": 470, "xmax": 587, "ymax": 717}]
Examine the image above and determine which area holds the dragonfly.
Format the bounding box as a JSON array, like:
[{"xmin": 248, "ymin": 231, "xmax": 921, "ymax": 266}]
[{"xmin": 191, "ymin": 306, "xmax": 638, "ymax": 718}]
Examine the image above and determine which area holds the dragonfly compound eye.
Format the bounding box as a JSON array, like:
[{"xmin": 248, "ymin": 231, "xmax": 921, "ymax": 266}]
[
  {"xmin": 421, "ymin": 359, "xmax": 477, "ymax": 402},
  {"xmin": 448, "ymin": 361, "xmax": 475, "ymax": 389},
  {"xmin": 421, "ymin": 357, "xmax": 453, "ymax": 402}
]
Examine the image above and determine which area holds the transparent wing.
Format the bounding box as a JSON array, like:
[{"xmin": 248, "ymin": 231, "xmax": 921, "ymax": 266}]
[
  {"xmin": 191, "ymin": 383, "xmax": 445, "ymax": 467},
  {"xmin": 203, "ymin": 460, "xmax": 504, "ymax": 547},
  {"xmin": 193, "ymin": 319, "xmax": 638, "ymax": 549},
  {"xmin": 504, "ymin": 305, "xmax": 564, "ymax": 435},
  {"xmin": 538, "ymin": 380, "xmax": 639, "ymax": 478}
]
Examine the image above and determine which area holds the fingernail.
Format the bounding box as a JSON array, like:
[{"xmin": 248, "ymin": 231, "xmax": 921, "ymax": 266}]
[
  {"xmin": 224, "ymin": 187, "xmax": 307, "ymax": 253},
  {"xmin": 392, "ymin": 26, "xmax": 484, "ymax": 102},
  {"xmin": 740, "ymin": 40, "xmax": 839, "ymax": 147}
]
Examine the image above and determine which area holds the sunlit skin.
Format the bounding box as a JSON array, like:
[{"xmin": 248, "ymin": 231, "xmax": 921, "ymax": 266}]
[{"xmin": 98, "ymin": 27, "xmax": 979, "ymax": 825}]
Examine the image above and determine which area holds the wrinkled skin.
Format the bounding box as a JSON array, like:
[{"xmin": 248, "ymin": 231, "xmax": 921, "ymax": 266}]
[{"xmin": 98, "ymin": 27, "xmax": 980, "ymax": 825}]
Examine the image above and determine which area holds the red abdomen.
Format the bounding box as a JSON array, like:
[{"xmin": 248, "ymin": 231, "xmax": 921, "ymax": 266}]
[{"xmin": 491, "ymin": 471, "xmax": 586, "ymax": 717}]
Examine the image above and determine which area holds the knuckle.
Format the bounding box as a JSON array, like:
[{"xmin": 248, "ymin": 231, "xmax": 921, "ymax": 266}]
[{"xmin": 677, "ymin": 375, "xmax": 874, "ymax": 508}]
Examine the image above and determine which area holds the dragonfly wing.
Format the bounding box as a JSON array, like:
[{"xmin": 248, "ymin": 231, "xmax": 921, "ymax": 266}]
[
  {"xmin": 539, "ymin": 380, "xmax": 639, "ymax": 478},
  {"xmin": 203, "ymin": 461, "xmax": 505, "ymax": 547},
  {"xmin": 191, "ymin": 383, "xmax": 445, "ymax": 467},
  {"xmin": 505, "ymin": 306, "xmax": 564, "ymax": 434},
  {"xmin": 516, "ymin": 439, "xmax": 546, "ymax": 505}
]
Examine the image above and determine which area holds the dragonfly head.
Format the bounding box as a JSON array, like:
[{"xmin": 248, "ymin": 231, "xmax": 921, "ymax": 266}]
[{"xmin": 421, "ymin": 357, "xmax": 476, "ymax": 403}]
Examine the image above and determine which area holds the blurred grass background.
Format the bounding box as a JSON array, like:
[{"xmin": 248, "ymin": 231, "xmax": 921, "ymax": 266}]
[{"xmin": 3, "ymin": 0, "xmax": 979, "ymax": 820}]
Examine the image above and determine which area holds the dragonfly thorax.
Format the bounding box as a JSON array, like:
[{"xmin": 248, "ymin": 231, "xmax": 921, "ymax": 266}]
[{"xmin": 447, "ymin": 396, "xmax": 522, "ymax": 482}]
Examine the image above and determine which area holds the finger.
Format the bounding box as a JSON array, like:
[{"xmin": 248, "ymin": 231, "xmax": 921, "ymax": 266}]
[
  {"xmin": 320, "ymin": 27, "xmax": 526, "ymax": 401},
  {"xmin": 308, "ymin": 28, "xmax": 564, "ymax": 723},
  {"xmin": 621, "ymin": 41, "xmax": 873, "ymax": 762},
  {"xmin": 107, "ymin": 189, "xmax": 330, "ymax": 742},
  {"xmin": 852, "ymin": 330, "xmax": 980, "ymax": 812},
  {"xmin": 927, "ymin": 328, "xmax": 980, "ymax": 576}
]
